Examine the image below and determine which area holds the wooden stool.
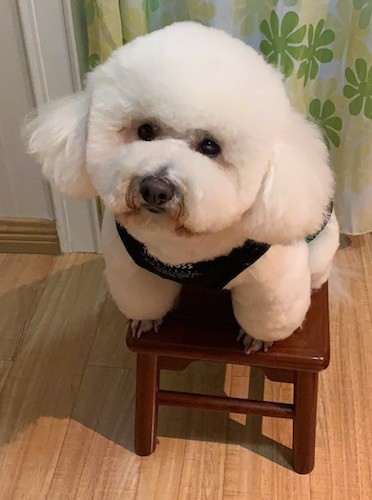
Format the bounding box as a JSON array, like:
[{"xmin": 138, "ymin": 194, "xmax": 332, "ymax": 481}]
[{"xmin": 127, "ymin": 284, "xmax": 330, "ymax": 474}]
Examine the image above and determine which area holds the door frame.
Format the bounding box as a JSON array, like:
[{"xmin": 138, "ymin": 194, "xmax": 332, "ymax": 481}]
[{"xmin": 18, "ymin": 0, "xmax": 101, "ymax": 252}]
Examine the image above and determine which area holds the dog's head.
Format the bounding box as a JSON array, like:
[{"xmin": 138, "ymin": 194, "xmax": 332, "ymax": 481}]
[{"xmin": 26, "ymin": 22, "xmax": 333, "ymax": 244}]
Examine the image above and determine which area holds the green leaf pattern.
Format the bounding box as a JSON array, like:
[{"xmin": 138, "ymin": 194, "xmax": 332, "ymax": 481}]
[
  {"xmin": 296, "ymin": 20, "xmax": 335, "ymax": 85},
  {"xmin": 85, "ymin": 0, "xmax": 372, "ymax": 234},
  {"xmin": 353, "ymin": 0, "xmax": 372, "ymax": 29},
  {"xmin": 343, "ymin": 58, "xmax": 372, "ymax": 119},
  {"xmin": 260, "ymin": 11, "xmax": 306, "ymax": 77},
  {"xmin": 309, "ymin": 99, "xmax": 343, "ymax": 148},
  {"xmin": 233, "ymin": 0, "xmax": 272, "ymax": 37}
]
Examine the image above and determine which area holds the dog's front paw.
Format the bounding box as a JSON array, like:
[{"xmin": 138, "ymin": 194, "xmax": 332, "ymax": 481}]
[
  {"xmin": 237, "ymin": 329, "xmax": 273, "ymax": 355},
  {"xmin": 130, "ymin": 319, "xmax": 163, "ymax": 338}
]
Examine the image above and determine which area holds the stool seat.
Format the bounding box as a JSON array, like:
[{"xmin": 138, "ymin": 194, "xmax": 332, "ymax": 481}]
[{"xmin": 127, "ymin": 285, "xmax": 330, "ymax": 372}]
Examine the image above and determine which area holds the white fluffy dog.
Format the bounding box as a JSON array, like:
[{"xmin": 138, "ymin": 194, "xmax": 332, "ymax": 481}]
[{"xmin": 27, "ymin": 22, "xmax": 339, "ymax": 353}]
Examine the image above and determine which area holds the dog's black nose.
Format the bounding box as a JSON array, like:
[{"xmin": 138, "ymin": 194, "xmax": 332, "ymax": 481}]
[{"xmin": 139, "ymin": 176, "xmax": 175, "ymax": 206}]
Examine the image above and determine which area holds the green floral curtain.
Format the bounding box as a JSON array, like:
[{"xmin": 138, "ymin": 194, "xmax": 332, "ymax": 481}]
[{"xmin": 84, "ymin": 0, "xmax": 372, "ymax": 235}]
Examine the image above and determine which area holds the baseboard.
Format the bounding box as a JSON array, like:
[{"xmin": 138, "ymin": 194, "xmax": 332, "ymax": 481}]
[{"xmin": 0, "ymin": 218, "xmax": 60, "ymax": 255}]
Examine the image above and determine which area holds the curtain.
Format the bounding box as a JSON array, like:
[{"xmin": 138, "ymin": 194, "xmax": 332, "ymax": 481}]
[{"xmin": 85, "ymin": 0, "xmax": 372, "ymax": 235}]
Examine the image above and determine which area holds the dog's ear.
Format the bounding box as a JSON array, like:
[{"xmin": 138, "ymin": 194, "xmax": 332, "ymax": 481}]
[
  {"xmin": 25, "ymin": 92, "xmax": 97, "ymax": 198},
  {"xmin": 248, "ymin": 115, "xmax": 334, "ymax": 244}
]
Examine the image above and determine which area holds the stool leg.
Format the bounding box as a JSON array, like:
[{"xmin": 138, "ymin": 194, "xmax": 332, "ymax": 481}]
[
  {"xmin": 293, "ymin": 371, "xmax": 318, "ymax": 474},
  {"xmin": 135, "ymin": 353, "xmax": 159, "ymax": 456}
]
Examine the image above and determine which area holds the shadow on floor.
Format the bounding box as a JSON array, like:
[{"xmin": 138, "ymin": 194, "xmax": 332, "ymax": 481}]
[{"xmin": 0, "ymin": 257, "xmax": 292, "ymax": 472}]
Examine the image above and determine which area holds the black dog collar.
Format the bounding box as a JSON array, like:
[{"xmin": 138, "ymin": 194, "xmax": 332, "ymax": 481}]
[{"xmin": 116, "ymin": 222, "xmax": 270, "ymax": 291}]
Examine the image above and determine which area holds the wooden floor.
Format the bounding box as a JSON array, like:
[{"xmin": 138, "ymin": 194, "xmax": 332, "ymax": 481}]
[{"xmin": 0, "ymin": 235, "xmax": 371, "ymax": 499}]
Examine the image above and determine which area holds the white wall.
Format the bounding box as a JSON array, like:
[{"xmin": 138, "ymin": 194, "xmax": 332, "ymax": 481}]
[{"xmin": 0, "ymin": 0, "xmax": 54, "ymax": 219}]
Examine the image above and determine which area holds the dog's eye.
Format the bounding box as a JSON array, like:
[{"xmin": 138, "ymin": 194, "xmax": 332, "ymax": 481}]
[
  {"xmin": 198, "ymin": 139, "xmax": 221, "ymax": 157},
  {"xmin": 138, "ymin": 123, "xmax": 155, "ymax": 141}
]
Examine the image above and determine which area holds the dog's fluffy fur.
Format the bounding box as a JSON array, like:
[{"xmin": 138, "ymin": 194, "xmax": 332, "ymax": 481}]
[{"xmin": 26, "ymin": 22, "xmax": 339, "ymax": 350}]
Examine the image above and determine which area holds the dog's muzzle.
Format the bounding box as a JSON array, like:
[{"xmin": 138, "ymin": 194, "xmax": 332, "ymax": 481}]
[{"xmin": 139, "ymin": 175, "xmax": 176, "ymax": 214}]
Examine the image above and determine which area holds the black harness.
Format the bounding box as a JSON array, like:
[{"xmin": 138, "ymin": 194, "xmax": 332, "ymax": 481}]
[
  {"xmin": 116, "ymin": 201, "xmax": 333, "ymax": 291},
  {"xmin": 116, "ymin": 222, "xmax": 270, "ymax": 291}
]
